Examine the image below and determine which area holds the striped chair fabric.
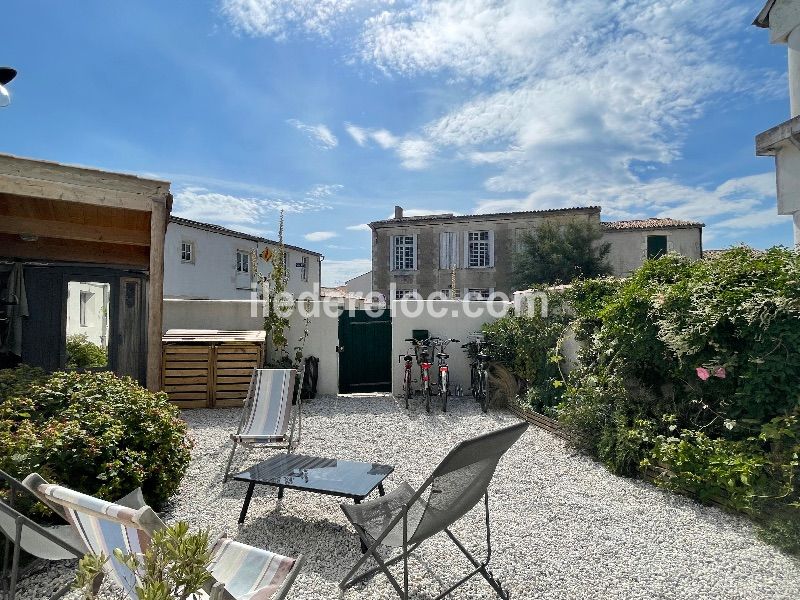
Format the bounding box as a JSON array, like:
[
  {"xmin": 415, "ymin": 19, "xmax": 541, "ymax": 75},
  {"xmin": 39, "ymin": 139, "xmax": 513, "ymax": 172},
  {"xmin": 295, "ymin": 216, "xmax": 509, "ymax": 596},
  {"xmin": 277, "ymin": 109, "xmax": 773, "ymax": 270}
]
[
  {"xmin": 23, "ymin": 475, "xmax": 303, "ymax": 600},
  {"xmin": 27, "ymin": 479, "xmax": 155, "ymax": 596},
  {"xmin": 207, "ymin": 537, "xmax": 298, "ymax": 600},
  {"xmin": 233, "ymin": 369, "xmax": 296, "ymax": 443}
]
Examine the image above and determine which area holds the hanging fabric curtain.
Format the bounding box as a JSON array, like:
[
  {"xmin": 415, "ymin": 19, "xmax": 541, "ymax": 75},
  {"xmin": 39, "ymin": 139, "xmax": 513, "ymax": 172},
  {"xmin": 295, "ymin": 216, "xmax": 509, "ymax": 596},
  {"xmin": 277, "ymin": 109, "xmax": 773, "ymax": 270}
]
[{"xmin": 0, "ymin": 262, "xmax": 29, "ymax": 356}]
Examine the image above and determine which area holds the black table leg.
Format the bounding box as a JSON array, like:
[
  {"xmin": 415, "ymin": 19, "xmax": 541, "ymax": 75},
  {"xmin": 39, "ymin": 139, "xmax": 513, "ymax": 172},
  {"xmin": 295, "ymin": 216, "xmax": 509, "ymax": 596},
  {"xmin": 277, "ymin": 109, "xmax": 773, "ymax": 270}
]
[
  {"xmin": 378, "ymin": 482, "xmax": 385, "ymax": 496},
  {"xmin": 278, "ymin": 486, "xmax": 284, "ymax": 500},
  {"xmin": 354, "ymin": 497, "xmax": 367, "ymax": 553},
  {"xmin": 238, "ymin": 482, "xmax": 256, "ymax": 524}
]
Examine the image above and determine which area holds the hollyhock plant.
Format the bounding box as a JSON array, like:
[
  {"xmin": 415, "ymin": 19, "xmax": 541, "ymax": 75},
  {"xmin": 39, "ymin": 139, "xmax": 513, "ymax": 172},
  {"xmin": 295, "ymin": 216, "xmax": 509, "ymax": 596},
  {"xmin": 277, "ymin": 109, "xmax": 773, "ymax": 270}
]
[
  {"xmin": 696, "ymin": 367, "xmax": 710, "ymax": 381},
  {"xmin": 713, "ymin": 367, "xmax": 726, "ymax": 379}
]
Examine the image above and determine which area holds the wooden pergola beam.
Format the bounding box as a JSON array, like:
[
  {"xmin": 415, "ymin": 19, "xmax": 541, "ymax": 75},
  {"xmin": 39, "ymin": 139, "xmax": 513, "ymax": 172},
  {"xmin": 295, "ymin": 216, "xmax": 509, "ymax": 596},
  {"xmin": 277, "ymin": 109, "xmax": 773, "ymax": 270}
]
[{"xmin": 0, "ymin": 215, "xmax": 150, "ymax": 246}]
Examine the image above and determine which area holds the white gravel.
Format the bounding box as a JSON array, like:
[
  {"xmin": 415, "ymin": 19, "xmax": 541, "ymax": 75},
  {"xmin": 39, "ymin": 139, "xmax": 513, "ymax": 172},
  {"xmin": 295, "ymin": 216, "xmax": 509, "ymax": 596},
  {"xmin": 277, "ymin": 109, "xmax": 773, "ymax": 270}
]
[{"xmin": 15, "ymin": 393, "xmax": 800, "ymax": 599}]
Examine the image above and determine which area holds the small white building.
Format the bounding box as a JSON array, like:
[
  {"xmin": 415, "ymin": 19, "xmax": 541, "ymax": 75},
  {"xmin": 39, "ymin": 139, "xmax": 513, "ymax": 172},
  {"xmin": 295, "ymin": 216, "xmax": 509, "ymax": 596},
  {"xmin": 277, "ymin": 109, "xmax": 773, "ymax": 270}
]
[
  {"xmin": 601, "ymin": 218, "xmax": 704, "ymax": 276},
  {"xmin": 65, "ymin": 281, "xmax": 110, "ymax": 350},
  {"xmin": 164, "ymin": 217, "xmax": 323, "ymax": 300},
  {"xmin": 344, "ymin": 271, "xmax": 373, "ymax": 298}
]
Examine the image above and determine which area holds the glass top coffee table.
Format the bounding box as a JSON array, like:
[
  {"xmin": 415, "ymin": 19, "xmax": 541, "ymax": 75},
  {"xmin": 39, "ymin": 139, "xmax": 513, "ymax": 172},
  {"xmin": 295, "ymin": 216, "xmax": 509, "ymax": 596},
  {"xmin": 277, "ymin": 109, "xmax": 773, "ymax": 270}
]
[{"xmin": 232, "ymin": 453, "xmax": 394, "ymax": 525}]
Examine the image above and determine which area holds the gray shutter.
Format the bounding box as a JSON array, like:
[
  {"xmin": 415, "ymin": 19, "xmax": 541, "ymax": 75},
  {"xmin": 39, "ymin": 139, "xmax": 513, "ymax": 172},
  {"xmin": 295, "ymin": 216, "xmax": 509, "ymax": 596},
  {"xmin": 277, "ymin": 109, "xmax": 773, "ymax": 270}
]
[{"xmin": 488, "ymin": 230, "xmax": 495, "ymax": 267}]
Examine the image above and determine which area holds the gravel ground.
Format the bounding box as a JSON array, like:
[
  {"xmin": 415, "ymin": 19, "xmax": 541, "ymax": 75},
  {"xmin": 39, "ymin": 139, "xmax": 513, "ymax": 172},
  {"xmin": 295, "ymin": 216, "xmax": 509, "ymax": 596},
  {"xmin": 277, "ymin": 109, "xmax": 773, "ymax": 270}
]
[{"xmin": 15, "ymin": 393, "xmax": 800, "ymax": 599}]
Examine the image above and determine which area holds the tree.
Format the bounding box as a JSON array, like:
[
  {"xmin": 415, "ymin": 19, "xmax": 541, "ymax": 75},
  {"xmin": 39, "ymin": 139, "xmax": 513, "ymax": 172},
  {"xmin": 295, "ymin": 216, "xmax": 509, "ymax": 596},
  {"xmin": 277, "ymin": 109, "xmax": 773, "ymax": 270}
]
[{"xmin": 512, "ymin": 220, "xmax": 611, "ymax": 289}]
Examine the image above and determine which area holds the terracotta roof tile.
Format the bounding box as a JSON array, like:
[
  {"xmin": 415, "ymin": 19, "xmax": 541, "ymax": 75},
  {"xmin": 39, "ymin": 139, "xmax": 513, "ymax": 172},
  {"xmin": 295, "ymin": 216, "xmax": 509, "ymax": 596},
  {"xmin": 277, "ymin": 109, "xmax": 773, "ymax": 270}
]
[{"xmin": 602, "ymin": 218, "xmax": 704, "ymax": 231}]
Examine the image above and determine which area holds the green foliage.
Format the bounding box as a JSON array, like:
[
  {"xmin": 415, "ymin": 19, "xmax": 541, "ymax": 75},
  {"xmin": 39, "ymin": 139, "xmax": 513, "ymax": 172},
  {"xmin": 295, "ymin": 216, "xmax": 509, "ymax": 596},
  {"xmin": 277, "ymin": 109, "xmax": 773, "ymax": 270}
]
[
  {"xmin": 66, "ymin": 334, "xmax": 108, "ymax": 369},
  {"xmin": 512, "ymin": 220, "xmax": 611, "ymax": 289},
  {"xmin": 481, "ymin": 293, "xmax": 569, "ymax": 412},
  {"xmin": 74, "ymin": 522, "xmax": 212, "ymax": 600},
  {"xmin": 0, "ymin": 369, "xmax": 192, "ymax": 511},
  {"xmin": 557, "ymin": 246, "xmax": 800, "ymax": 554}
]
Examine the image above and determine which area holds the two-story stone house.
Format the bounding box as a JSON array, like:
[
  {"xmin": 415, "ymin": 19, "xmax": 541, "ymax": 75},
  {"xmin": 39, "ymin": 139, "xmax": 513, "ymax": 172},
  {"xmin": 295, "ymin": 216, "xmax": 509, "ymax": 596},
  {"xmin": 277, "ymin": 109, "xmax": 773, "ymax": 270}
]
[{"xmin": 369, "ymin": 206, "xmax": 703, "ymax": 299}]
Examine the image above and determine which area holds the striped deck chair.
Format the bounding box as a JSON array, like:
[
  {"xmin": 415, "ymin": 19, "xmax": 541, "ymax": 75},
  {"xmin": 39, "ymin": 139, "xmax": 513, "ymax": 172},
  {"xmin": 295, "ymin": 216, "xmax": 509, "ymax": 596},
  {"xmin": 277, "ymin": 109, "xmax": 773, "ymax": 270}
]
[
  {"xmin": 22, "ymin": 474, "xmax": 304, "ymax": 600},
  {"xmin": 223, "ymin": 368, "xmax": 301, "ymax": 483}
]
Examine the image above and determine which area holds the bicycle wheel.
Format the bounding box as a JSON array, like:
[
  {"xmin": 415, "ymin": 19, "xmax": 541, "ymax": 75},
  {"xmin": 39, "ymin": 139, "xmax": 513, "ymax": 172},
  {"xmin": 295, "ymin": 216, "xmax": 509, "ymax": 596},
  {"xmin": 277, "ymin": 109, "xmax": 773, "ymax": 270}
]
[
  {"xmin": 440, "ymin": 370, "xmax": 449, "ymax": 412},
  {"xmin": 470, "ymin": 365, "xmax": 479, "ymax": 399},
  {"xmin": 424, "ymin": 381, "xmax": 431, "ymax": 413},
  {"xmin": 479, "ymin": 370, "xmax": 488, "ymax": 413},
  {"xmin": 404, "ymin": 369, "xmax": 412, "ymax": 409}
]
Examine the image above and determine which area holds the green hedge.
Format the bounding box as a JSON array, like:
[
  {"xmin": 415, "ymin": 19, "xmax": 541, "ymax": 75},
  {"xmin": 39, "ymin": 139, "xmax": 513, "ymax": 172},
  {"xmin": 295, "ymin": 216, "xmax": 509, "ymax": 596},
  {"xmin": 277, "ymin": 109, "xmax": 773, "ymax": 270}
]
[
  {"xmin": 0, "ymin": 367, "xmax": 192, "ymax": 512},
  {"xmin": 488, "ymin": 247, "xmax": 800, "ymax": 555}
]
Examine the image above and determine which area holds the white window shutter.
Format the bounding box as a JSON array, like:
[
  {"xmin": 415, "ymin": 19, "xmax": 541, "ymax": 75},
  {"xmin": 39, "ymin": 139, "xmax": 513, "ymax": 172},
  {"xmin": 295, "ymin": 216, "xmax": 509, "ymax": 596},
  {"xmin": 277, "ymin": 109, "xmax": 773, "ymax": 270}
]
[
  {"xmin": 488, "ymin": 230, "xmax": 495, "ymax": 267},
  {"xmin": 413, "ymin": 234, "xmax": 418, "ymax": 271},
  {"xmin": 440, "ymin": 232, "xmax": 448, "ymax": 269},
  {"xmin": 453, "ymin": 232, "xmax": 459, "ymax": 269},
  {"xmin": 390, "ymin": 235, "xmax": 396, "ymax": 270},
  {"xmin": 463, "ymin": 232, "xmax": 470, "ymax": 268}
]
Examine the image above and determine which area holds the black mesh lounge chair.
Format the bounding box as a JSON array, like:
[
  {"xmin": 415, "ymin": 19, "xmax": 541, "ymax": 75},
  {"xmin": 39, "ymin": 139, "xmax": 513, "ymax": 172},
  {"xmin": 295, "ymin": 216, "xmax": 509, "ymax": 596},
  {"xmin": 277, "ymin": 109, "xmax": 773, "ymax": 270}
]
[
  {"xmin": 0, "ymin": 470, "xmax": 84, "ymax": 600},
  {"xmin": 339, "ymin": 421, "xmax": 529, "ymax": 599}
]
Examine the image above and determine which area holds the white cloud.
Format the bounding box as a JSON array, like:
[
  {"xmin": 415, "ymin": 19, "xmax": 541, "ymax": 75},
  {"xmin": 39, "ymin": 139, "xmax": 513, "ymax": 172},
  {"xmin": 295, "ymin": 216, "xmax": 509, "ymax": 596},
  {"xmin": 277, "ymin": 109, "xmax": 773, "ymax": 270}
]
[
  {"xmin": 322, "ymin": 258, "xmax": 373, "ymax": 286},
  {"xmin": 714, "ymin": 209, "xmax": 788, "ymax": 231},
  {"xmin": 346, "ymin": 223, "xmax": 371, "ymax": 231},
  {"xmin": 345, "ymin": 123, "xmax": 368, "ymax": 146},
  {"xmin": 305, "ymin": 230, "xmax": 338, "ymax": 241},
  {"xmin": 221, "ymin": 0, "xmax": 373, "ymax": 38},
  {"xmin": 223, "ymin": 1, "xmax": 777, "ymax": 229},
  {"xmin": 306, "ymin": 183, "xmax": 343, "ymax": 199},
  {"xmin": 172, "ymin": 185, "xmax": 328, "ymax": 229},
  {"xmin": 287, "ymin": 119, "xmax": 338, "ymax": 149}
]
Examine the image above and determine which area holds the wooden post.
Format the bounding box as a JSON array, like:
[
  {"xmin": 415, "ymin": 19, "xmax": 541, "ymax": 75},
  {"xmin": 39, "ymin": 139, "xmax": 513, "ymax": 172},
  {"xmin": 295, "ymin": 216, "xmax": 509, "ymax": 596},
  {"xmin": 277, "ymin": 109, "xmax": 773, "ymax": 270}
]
[{"xmin": 146, "ymin": 195, "xmax": 170, "ymax": 391}]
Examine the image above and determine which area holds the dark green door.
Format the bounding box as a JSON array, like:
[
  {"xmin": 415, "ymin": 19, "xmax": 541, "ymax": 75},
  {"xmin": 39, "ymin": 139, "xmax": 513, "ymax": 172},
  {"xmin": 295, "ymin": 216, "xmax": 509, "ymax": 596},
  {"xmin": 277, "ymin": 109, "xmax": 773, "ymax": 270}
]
[
  {"xmin": 338, "ymin": 309, "xmax": 392, "ymax": 393},
  {"xmin": 647, "ymin": 235, "xmax": 668, "ymax": 259}
]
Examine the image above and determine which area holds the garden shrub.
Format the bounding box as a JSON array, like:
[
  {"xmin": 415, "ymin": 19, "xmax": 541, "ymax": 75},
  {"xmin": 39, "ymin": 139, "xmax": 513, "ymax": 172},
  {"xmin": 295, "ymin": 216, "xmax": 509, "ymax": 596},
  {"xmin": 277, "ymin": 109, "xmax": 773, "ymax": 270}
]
[
  {"xmin": 0, "ymin": 369, "xmax": 192, "ymax": 512},
  {"xmin": 66, "ymin": 334, "xmax": 108, "ymax": 369},
  {"xmin": 482, "ymin": 291, "xmax": 570, "ymax": 412},
  {"xmin": 558, "ymin": 247, "xmax": 800, "ymax": 554}
]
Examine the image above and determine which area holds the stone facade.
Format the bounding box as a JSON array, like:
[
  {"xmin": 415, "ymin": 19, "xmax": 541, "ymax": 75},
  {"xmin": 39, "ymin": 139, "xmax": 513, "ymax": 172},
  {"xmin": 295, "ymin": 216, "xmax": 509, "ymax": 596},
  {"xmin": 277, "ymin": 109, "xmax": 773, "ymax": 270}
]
[{"xmin": 370, "ymin": 207, "xmax": 703, "ymax": 299}]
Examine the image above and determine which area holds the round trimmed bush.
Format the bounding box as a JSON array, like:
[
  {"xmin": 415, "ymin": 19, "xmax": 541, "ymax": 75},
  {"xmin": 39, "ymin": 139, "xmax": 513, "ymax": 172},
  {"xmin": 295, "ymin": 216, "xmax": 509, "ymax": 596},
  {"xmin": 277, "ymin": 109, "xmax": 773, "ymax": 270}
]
[{"xmin": 0, "ymin": 368, "xmax": 192, "ymax": 510}]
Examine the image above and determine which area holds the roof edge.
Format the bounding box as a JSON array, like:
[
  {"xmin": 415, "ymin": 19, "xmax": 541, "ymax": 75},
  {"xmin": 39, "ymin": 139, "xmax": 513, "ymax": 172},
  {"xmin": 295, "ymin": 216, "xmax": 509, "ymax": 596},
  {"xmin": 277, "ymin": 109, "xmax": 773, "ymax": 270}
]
[
  {"xmin": 754, "ymin": 0, "xmax": 776, "ymax": 28},
  {"xmin": 170, "ymin": 215, "xmax": 324, "ymax": 257},
  {"xmin": 369, "ymin": 205, "xmax": 601, "ymax": 228}
]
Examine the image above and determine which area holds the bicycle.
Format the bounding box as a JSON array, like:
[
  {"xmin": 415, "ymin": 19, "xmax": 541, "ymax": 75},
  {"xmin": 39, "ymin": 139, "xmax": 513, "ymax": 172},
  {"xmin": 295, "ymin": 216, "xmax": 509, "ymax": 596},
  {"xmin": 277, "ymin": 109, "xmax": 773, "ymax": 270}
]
[
  {"xmin": 402, "ymin": 337, "xmax": 433, "ymax": 411},
  {"xmin": 463, "ymin": 335, "xmax": 491, "ymax": 413},
  {"xmin": 431, "ymin": 337, "xmax": 459, "ymax": 412}
]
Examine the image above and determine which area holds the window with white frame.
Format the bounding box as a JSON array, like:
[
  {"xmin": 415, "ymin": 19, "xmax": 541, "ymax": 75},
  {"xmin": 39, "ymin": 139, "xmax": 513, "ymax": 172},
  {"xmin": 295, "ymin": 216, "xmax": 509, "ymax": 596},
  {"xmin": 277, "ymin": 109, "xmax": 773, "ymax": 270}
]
[
  {"xmin": 466, "ymin": 288, "xmax": 491, "ymax": 301},
  {"xmin": 79, "ymin": 291, "xmax": 91, "ymax": 327},
  {"xmin": 468, "ymin": 231, "xmax": 491, "ymax": 268},
  {"xmin": 392, "ymin": 235, "xmax": 416, "ymax": 271},
  {"xmin": 236, "ymin": 250, "xmax": 250, "ymax": 273},
  {"xmin": 439, "ymin": 231, "xmax": 459, "ymax": 269},
  {"xmin": 180, "ymin": 241, "xmax": 193, "ymax": 263},
  {"xmin": 395, "ymin": 288, "xmax": 418, "ymax": 300},
  {"xmin": 440, "ymin": 288, "xmax": 461, "ymax": 299}
]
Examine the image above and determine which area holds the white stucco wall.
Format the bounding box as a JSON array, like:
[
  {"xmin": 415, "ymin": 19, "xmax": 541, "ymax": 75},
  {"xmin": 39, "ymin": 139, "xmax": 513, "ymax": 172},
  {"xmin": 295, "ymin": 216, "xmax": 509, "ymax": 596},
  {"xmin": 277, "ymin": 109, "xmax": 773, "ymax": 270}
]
[
  {"xmin": 162, "ymin": 299, "xmax": 341, "ymax": 395},
  {"xmin": 602, "ymin": 227, "xmax": 702, "ymax": 276},
  {"xmin": 389, "ymin": 300, "xmax": 512, "ymax": 396},
  {"xmin": 164, "ymin": 222, "xmax": 321, "ymax": 300},
  {"xmin": 345, "ymin": 271, "xmax": 372, "ymax": 297},
  {"xmin": 66, "ymin": 281, "xmax": 110, "ymax": 350}
]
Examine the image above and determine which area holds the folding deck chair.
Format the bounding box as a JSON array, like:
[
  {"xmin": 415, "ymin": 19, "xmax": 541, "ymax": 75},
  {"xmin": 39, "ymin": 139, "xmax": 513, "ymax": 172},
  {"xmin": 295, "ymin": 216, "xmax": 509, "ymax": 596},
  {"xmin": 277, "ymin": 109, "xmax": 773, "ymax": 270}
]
[
  {"xmin": 339, "ymin": 421, "xmax": 529, "ymax": 600},
  {"xmin": 23, "ymin": 474, "xmax": 305, "ymax": 600},
  {"xmin": 1, "ymin": 469, "xmax": 153, "ymax": 600},
  {"xmin": 0, "ymin": 470, "xmax": 84, "ymax": 600},
  {"xmin": 224, "ymin": 368, "xmax": 302, "ymax": 483}
]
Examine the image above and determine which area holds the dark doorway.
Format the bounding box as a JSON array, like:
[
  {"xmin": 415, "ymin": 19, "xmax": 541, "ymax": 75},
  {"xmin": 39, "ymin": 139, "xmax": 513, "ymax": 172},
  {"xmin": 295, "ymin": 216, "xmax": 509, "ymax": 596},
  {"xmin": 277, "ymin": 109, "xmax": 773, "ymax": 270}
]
[{"xmin": 338, "ymin": 309, "xmax": 392, "ymax": 393}]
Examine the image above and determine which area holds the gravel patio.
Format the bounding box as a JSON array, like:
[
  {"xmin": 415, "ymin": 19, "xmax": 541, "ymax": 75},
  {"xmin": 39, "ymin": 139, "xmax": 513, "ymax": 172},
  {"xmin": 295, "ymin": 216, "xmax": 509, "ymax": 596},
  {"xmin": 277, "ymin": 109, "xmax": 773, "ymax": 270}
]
[{"xmin": 16, "ymin": 393, "xmax": 800, "ymax": 599}]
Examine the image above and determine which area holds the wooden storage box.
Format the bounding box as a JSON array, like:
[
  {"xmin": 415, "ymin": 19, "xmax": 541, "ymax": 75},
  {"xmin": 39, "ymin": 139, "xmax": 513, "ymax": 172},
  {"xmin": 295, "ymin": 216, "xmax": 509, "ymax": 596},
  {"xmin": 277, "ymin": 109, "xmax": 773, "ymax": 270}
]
[{"xmin": 161, "ymin": 329, "xmax": 266, "ymax": 408}]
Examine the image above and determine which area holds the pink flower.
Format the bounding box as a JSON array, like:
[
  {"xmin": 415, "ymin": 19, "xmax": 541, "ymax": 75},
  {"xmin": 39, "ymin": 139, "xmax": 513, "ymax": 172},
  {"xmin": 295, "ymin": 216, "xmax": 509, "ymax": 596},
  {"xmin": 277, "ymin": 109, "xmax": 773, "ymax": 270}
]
[
  {"xmin": 713, "ymin": 367, "xmax": 726, "ymax": 379},
  {"xmin": 696, "ymin": 367, "xmax": 710, "ymax": 381}
]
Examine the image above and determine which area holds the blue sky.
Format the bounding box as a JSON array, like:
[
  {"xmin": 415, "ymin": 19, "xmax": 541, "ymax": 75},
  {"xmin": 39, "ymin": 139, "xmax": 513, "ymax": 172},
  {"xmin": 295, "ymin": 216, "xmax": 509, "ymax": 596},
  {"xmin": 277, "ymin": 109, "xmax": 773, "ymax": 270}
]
[{"xmin": 1, "ymin": 1, "xmax": 794, "ymax": 284}]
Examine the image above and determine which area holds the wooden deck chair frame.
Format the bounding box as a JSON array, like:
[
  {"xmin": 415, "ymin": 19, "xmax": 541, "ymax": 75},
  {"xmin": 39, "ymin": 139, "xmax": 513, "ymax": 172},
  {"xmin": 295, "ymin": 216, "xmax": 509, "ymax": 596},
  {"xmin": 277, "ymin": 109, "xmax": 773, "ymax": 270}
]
[{"xmin": 223, "ymin": 365, "xmax": 304, "ymax": 483}]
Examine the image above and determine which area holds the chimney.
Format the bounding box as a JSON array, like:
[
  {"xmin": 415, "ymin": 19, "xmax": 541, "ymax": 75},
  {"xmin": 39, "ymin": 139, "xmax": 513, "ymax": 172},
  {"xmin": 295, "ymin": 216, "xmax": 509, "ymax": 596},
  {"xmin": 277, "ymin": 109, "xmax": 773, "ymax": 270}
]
[{"xmin": 394, "ymin": 206, "xmax": 404, "ymax": 219}]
